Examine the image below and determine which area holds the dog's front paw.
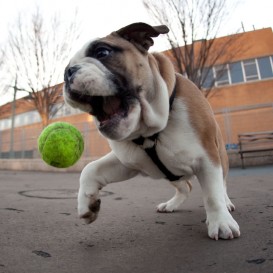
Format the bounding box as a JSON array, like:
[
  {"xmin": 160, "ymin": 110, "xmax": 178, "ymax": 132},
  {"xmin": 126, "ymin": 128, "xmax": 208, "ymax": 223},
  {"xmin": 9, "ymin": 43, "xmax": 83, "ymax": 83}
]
[
  {"xmin": 206, "ymin": 211, "xmax": 240, "ymax": 240},
  {"xmin": 157, "ymin": 202, "xmax": 175, "ymax": 213},
  {"xmin": 226, "ymin": 201, "xmax": 235, "ymax": 212},
  {"xmin": 78, "ymin": 190, "xmax": 101, "ymax": 224},
  {"xmin": 80, "ymin": 199, "xmax": 101, "ymax": 224},
  {"xmin": 225, "ymin": 194, "xmax": 236, "ymax": 212}
]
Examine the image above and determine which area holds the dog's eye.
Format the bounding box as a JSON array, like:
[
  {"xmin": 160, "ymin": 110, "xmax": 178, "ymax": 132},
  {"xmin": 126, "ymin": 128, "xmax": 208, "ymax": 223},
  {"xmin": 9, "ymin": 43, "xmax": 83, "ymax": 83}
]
[{"xmin": 94, "ymin": 47, "xmax": 111, "ymax": 59}]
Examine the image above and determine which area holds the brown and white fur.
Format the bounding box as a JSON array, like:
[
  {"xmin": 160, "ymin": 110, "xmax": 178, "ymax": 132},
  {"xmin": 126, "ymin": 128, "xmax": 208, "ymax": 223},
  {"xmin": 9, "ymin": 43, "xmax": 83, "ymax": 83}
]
[{"xmin": 63, "ymin": 23, "xmax": 240, "ymax": 240}]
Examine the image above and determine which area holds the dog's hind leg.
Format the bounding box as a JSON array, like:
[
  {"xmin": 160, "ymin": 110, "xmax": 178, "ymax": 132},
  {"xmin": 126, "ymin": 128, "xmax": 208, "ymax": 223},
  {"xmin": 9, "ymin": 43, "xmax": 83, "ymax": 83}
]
[{"xmin": 157, "ymin": 180, "xmax": 192, "ymax": 212}]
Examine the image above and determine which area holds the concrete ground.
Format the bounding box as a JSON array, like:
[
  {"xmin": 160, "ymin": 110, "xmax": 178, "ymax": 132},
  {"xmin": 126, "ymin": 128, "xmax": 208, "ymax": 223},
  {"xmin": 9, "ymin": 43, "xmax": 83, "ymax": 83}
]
[{"xmin": 0, "ymin": 166, "xmax": 273, "ymax": 273}]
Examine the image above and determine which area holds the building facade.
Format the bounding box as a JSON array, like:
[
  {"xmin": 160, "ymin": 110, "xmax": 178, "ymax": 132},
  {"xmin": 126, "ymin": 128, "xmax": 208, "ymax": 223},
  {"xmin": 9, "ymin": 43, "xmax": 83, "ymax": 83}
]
[
  {"xmin": 204, "ymin": 28, "xmax": 273, "ymax": 147},
  {"xmin": 0, "ymin": 27, "xmax": 272, "ymax": 160}
]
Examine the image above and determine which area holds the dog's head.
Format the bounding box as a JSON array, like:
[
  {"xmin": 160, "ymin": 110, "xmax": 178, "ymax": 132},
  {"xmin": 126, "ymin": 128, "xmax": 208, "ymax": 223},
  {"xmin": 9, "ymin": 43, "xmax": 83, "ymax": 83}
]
[{"xmin": 63, "ymin": 23, "xmax": 172, "ymax": 141}]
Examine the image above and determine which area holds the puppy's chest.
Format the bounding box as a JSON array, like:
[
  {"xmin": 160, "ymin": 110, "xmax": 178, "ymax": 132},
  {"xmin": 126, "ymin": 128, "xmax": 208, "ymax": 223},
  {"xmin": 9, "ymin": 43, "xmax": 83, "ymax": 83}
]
[
  {"xmin": 111, "ymin": 127, "xmax": 204, "ymax": 178},
  {"xmin": 110, "ymin": 101, "xmax": 206, "ymax": 177},
  {"xmin": 155, "ymin": 130, "xmax": 202, "ymax": 174}
]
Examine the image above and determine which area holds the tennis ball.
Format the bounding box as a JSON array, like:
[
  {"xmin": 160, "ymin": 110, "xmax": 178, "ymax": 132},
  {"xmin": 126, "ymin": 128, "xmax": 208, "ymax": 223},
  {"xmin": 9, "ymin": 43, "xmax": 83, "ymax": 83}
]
[{"xmin": 38, "ymin": 122, "xmax": 84, "ymax": 168}]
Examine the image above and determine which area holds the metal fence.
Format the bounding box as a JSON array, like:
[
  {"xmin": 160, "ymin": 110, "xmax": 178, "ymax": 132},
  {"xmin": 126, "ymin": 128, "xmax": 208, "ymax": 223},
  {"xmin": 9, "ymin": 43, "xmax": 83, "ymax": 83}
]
[
  {"xmin": 215, "ymin": 103, "xmax": 273, "ymax": 150},
  {"xmin": 0, "ymin": 103, "xmax": 273, "ymax": 159},
  {"xmin": 0, "ymin": 121, "xmax": 110, "ymax": 159}
]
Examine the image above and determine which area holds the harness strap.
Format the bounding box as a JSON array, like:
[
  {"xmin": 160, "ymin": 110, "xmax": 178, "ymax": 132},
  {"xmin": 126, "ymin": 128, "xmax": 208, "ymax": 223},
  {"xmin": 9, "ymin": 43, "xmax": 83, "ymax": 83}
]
[
  {"xmin": 144, "ymin": 145, "xmax": 183, "ymax": 181},
  {"xmin": 132, "ymin": 87, "xmax": 183, "ymax": 181}
]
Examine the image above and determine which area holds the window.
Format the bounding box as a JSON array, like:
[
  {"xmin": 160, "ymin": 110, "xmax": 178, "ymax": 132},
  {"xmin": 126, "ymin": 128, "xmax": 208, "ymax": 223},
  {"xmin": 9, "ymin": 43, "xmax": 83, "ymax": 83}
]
[
  {"xmin": 243, "ymin": 59, "xmax": 259, "ymax": 81},
  {"xmin": 14, "ymin": 111, "xmax": 41, "ymax": 127},
  {"xmin": 15, "ymin": 114, "xmax": 23, "ymax": 127},
  {"xmin": 201, "ymin": 67, "xmax": 214, "ymax": 89},
  {"xmin": 201, "ymin": 55, "xmax": 273, "ymax": 89},
  {"xmin": 258, "ymin": 57, "xmax": 273, "ymax": 79},
  {"xmin": 214, "ymin": 64, "xmax": 230, "ymax": 86},
  {"xmin": 0, "ymin": 118, "xmax": 11, "ymax": 130},
  {"xmin": 229, "ymin": 62, "xmax": 244, "ymax": 84},
  {"xmin": 51, "ymin": 103, "xmax": 82, "ymax": 119}
]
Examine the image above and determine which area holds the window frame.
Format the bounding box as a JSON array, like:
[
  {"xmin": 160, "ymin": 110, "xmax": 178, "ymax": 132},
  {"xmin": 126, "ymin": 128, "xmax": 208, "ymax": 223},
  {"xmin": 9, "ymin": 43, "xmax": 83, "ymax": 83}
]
[
  {"xmin": 242, "ymin": 59, "xmax": 259, "ymax": 82},
  {"xmin": 201, "ymin": 55, "xmax": 273, "ymax": 89},
  {"xmin": 213, "ymin": 64, "xmax": 231, "ymax": 87}
]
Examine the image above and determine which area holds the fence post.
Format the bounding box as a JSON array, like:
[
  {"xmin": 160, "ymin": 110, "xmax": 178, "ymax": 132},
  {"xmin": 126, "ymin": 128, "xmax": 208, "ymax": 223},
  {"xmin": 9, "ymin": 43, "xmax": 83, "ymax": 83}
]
[
  {"xmin": 83, "ymin": 122, "xmax": 90, "ymax": 157},
  {"xmin": 0, "ymin": 130, "xmax": 2, "ymax": 157},
  {"xmin": 223, "ymin": 108, "xmax": 232, "ymax": 146},
  {"xmin": 21, "ymin": 128, "xmax": 25, "ymax": 158}
]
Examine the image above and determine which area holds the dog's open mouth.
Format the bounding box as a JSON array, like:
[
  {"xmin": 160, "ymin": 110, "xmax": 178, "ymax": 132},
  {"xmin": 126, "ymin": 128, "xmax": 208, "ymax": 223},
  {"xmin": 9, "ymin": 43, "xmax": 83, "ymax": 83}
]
[
  {"xmin": 92, "ymin": 95, "xmax": 128, "ymax": 127},
  {"xmin": 68, "ymin": 91, "xmax": 136, "ymax": 127}
]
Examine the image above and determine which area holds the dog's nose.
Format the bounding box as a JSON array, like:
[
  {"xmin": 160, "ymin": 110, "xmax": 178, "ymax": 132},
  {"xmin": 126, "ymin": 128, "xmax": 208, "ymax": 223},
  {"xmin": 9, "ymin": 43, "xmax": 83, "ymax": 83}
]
[{"xmin": 64, "ymin": 66, "xmax": 80, "ymax": 83}]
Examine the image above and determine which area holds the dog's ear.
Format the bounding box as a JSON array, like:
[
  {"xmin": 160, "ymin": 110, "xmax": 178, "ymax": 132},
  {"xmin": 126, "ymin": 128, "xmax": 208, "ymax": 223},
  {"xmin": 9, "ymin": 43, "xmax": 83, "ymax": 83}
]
[{"xmin": 115, "ymin": 22, "xmax": 169, "ymax": 52}]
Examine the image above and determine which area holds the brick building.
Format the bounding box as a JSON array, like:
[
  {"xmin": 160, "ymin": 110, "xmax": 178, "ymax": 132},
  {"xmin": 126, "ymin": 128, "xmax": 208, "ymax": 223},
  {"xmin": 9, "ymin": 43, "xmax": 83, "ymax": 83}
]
[
  {"xmin": 205, "ymin": 28, "xmax": 273, "ymax": 147},
  {"xmin": 0, "ymin": 27, "xmax": 272, "ymax": 162}
]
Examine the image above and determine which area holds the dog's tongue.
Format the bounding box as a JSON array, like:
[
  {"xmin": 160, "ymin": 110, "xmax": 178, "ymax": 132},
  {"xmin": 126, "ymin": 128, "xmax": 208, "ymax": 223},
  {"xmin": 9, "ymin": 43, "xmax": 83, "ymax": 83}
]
[{"xmin": 103, "ymin": 96, "xmax": 121, "ymax": 116}]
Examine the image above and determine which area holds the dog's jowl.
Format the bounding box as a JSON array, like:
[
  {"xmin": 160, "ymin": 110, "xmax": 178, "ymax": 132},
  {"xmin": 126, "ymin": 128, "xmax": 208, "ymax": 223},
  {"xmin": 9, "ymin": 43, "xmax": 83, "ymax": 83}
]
[{"xmin": 63, "ymin": 22, "xmax": 240, "ymax": 240}]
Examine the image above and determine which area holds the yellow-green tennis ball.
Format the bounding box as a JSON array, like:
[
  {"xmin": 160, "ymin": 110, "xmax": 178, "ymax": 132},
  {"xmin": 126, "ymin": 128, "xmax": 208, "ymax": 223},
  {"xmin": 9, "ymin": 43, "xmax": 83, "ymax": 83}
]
[{"xmin": 38, "ymin": 122, "xmax": 84, "ymax": 168}]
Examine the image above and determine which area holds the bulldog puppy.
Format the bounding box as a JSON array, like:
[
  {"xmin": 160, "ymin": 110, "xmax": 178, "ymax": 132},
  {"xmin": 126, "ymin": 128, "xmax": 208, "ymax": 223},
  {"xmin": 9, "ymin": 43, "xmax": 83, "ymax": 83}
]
[{"xmin": 63, "ymin": 23, "xmax": 240, "ymax": 240}]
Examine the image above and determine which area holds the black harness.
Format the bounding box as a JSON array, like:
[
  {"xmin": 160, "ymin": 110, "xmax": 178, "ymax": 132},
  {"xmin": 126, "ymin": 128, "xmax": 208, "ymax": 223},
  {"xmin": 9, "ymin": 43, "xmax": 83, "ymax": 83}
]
[{"xmin": 132, "ymin": 88, "xmax": 183, "ymax": 181}]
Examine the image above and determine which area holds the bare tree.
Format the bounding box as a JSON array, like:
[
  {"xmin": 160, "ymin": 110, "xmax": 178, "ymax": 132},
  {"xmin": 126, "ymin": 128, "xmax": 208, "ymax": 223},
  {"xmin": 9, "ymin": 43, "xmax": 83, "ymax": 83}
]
[
  {"xmin": 0, "ymin": 47, "xmax": 8, "ymax": 92},
  {"xmin": 0, "ymin": 49, "xmax": 3, "ymax": 68},
  {"xmin": 143, "ymin": 0, "xmax": 241, "ymax": 97},
  {"xmin": 2, "ymin": 8, "xmax": 80, "ymax": 127}
]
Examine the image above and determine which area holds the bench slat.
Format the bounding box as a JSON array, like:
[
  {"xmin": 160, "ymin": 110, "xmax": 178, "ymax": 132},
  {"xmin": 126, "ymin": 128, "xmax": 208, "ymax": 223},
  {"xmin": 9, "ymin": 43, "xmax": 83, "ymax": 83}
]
[
  {"xmin": 239, "ymin": 147, "xmax": 273, "ymax": 153},
  {"xmin": 237, "ymin": 131, "xmax": 273, "ymax": 168}
]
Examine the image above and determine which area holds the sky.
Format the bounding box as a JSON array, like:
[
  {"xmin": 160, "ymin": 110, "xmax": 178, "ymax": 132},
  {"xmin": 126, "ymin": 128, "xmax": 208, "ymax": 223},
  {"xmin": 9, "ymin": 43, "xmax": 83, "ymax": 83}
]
[{"xmin": 0, "ymin": 0, "xmax": 273, "ymax": 105}]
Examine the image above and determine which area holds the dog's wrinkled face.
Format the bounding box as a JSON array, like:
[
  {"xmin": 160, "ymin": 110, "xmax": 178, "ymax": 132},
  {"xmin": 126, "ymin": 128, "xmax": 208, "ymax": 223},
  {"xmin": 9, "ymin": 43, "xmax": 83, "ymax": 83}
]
[{"xmin": 63, "ymin": 23, "xmax": 169, "ymax": 141}]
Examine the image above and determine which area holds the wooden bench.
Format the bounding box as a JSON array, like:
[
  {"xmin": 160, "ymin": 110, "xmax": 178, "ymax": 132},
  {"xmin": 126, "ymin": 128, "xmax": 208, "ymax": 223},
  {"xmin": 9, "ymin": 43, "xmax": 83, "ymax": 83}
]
[{"xmin": 238, "ymin": 131, "xmax": 273, "ymax": 168}]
